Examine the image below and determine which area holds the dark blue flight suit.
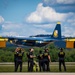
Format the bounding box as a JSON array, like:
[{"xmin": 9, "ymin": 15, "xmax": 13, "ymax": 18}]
[
  {"xmin": 15, "ymin": 50, "xmax": 24, "ymax": 72},
  {"xmin": 26, "ymin": 52, "xmax": 30, "ymax": 72},
  {"xmin": 14, "ymin": 51, "xmax": 18, "ymax": 72},
  {"xmin": 58, "ymin": 51, "xmax": 66, "ymax": 72},
  {"xmin": 37, "ymin": 51, "xmax": 44, "ymax": 71},
  {"xmin": 28, "ymin": 52, "xmax": 34, "ymax": 72},
  {"xmin": 43, "ymin": 51, "xmax": 50, "ymax": 71}
]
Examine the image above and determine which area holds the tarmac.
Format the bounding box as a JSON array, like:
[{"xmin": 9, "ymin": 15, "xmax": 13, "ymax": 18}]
[{"xmin": 0, "ymin": 73, "xmax": 75, "ymax": 75}]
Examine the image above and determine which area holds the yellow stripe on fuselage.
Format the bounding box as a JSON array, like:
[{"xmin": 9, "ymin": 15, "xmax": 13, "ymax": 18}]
[
  {"xmin": 0, "ymin": 38, "xmax": 8, "ymax": 41},
  {"xmin": 65, "ymin": 38, "xmax": 75, "ymax": 41},
  {"xmin": 69, "ymin": 39, "xmax": 75, "ymax": 41}
]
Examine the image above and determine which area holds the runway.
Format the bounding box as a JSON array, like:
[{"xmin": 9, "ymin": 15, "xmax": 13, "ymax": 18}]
[{"xmin": 0, "ymin": 73, "xmax": 75, "ymax": 75}]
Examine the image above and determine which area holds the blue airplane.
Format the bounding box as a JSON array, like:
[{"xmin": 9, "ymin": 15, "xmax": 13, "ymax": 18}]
[
  {"xmin": 0, "ymin": 22, "xmax": 75, "ymax": 48},
  {"xmin": 0, "ymin": 22, "xmax": 62, "ymax": 47}
]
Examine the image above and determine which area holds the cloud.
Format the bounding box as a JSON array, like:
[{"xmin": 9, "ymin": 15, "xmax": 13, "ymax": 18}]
[
  {"xmin": 57, "ymin": 0, "xmax": 75, "ymax": 4},
  {"xmin": 0, "ymin": 2, "xmax": 75, "ymax": 37},
  {"xmin": 43, "ymin": 0, "xmax": 56, "ymax": 5},
  {"xmin": 26, "ymin": 3, "xmax": 68, "ymax": 23},
  {"xmin": 43, "ymin": 0, "xmax": 75, "ymax": 14},
  {"xmin": 26, "ymin": 3, "xmax": 75, "ymax": 24},
  {"xmin": 62, "ymin": 25, "xmax": 75, "ymax": 37},
  {"xmin": 2, "ymin": 22, "xmax": 21, "ymax": 30},
  {"xmin": 43, "ymin": 0, "xmax": 75, "ymax": 5},
  {"xmin": 61, "ymin": 13, "xmax": 75, "ymax": 37},
  {"xmin": 1, "ymin": 20, "xmax": 75, "ymax": 37},
  {"xmin": 0, "ymin": 16, "xmax": 4, "ymax": 24},
  {"xmin": 34, "ymin": 23, "xmax": 54, "ymax": 29},
  {"xmin": 1, "ymin": 32, "xmax": 19, "ymax": 36},
  {"xmin": 25, "ymin": 3, "xmax": 75, "ymax": 37},
  {"xmin": 0, "ymin": 22, "xmax": 48, "ymax": 36}
]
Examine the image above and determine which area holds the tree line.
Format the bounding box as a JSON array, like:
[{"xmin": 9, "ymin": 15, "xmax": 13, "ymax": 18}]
[{"xmin": 0, "ymin": 43, "xmax": 75, "ymax": 62}]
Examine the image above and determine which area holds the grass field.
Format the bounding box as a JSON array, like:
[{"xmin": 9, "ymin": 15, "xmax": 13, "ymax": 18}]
[{"xmin": 0, "ymin": 62, "xmax": 75, "ymax": 72}]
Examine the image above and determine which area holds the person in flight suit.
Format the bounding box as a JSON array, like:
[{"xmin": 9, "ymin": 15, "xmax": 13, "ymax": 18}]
[
  {"xmin": 15, "ymin": 47, "xmax": 24, "ymax": 72},
  {"xmin": 28, "ymin": 48, "xmax": 36, "ymax": 72},
  {"xmin": 14, "ymin": 47, "xmax": 20, "ymax": 72},
  {"xmin": 43, "ymin": 48, "xmax": 51, "ymax": 71},
  {"xmin": 37, "ymin": 50, "xmax": 44, "ymax": 72},
  {"xmin": 58, "ymin": 48, "xmax": 66, "ymax": 72},
  {"xmin": 26, "ymin": 49, "xmax": 30, "ymax": 72}
]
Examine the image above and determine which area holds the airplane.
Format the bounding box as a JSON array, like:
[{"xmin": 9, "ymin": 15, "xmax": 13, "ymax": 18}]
[{"xmin": 0, "ymin": 22, "xmax": 75, "ymax": 48}]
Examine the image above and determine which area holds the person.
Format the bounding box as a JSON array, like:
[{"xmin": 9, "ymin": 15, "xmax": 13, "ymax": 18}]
[
  {"xmin": 27, "ymin": 48, "xmax": 36, "ymax": 72},
  {"xmin": 15, "ymin": 47, "xmax": 24, "ymax": 72},
  {"xmin": 14, "ymin": 47, "xmax": 19, "ymax": 72},
  {"xmin": 43, "ymin": 48, "xmax": 51, "ymax": 71},
  {"xmin": 37, "ymin": 50, "xmax": 44, "ymax": 72},
  {"xmin": 26, "ymin": 50, "xmax": 30, "ymax": 72},
  {"xmin": 58, "ymin": 48, "xmax": 66, "ymax": 72}
]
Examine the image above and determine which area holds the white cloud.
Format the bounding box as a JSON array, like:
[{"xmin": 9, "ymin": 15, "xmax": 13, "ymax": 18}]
[
  {"xmin": 43, "ymin": 0, "xmax": 56, "ymax": 5},
  {"xmin": 34, "ymin": 23, "xmax": 55, "ymax": 29},
  {"xmin": 62, "ymin": 26, "xmax": 75, "ymax": 37},
  {"xmin": 0, "ymin": 2, "xmax": 75, "ymax": 37},
  {"xmin": 2, "ymin": 22, "xmax": 21, "ymax": 30},
  {"xmin": 0, "ymin": 16, "xmax": 4, "ymax": 24},
  {"xmin": 1, "ymin": 21, "xmax": 75, "ymax": 37},
  {"xmin": 1, "ymin": 19, "xmax": 75, "ymax": 37},
  {"xmin": 0, "ymin": 22, "xmax": 48, "ymax": 37},
  {"xmin": 1, "ymin": 32, "xmax": 19, "ymax": 36},
  {"xmin": 26, "ymin": 3, "xmax": 75, "ymax": 37},
  {"xmin": 26, "ymin": 3, "xmax": 70, "ymax": 23},
  {"xmin": 43, "ymin": 0, "xmax": 75, "ymax": 4},
  {"xmin": 61, "ymin": 13, "xmax": 75, "ymax": 36},
  {"xmin": 67, "ymin": 13, "xmax": 75, "ymax": 23},
  {"xmin": 57, "ymin": 0, "xmax": 75, "ymax": 4}
]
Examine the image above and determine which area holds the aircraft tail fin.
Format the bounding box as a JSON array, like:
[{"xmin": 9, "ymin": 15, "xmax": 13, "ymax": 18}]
[{"xmin": 52, "ymin": 22, "xmax": 61, "ymax": 39}]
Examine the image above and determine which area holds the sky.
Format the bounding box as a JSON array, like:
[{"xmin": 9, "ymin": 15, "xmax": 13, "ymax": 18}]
[{"xmin": 0, "ymin": 0, "xmax": 75, "ymax": 37}]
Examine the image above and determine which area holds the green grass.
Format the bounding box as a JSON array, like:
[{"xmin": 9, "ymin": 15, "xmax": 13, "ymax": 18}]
[{"xmin": 0, "ymin": 62, "xmax": 75, "ymax": 72}]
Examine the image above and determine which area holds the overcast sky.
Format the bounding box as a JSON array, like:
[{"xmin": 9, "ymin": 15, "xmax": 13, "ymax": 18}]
[{"xmin": 0, "ymin": 0, "xmax": 75, "ymax": 37}]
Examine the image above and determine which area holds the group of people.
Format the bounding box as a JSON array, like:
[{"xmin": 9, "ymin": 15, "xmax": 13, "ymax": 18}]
[
  {"xmin": 14, "ymin": 47, "xmax": 66, "ymax": 72},
  {"xmin": 27, "ymin": 48, "xmax": 51, "ymax": 72}
]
